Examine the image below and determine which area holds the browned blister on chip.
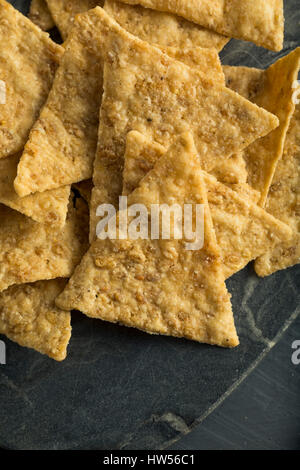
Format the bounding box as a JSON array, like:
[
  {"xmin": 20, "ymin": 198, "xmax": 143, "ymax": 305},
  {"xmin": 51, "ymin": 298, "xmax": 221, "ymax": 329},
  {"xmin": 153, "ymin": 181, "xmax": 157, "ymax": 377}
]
[
  {"xmin": 29, "ymin": 0, "xmax": 55, "ymax": 31},
  {"xmin": 104, "ymin": 0, "xmax": 229, "ymax": 52},
  {"xmin": 224, "ymin": 49, "xmax": 300, "ymax": 206},
  {"xmin": 15, "ymin": 6, "xmax": 226, "ymax": 198},
  {"xmin": 255, "ymin": 104, "xmax": 300, "ymax": 276},
  {"xmin": 0, "ymin": 154, "xmax": 70, "ymax": 226},
  {"xmin": 0, "ymin": 0, "xmax": 64, "ymax": 158},
  {"xmin": 46, "ymin": 0, "xmax": 103, "ymax": 39},
  {"xmin": 0, "ymin": 279, "xmax": 71, "ymax": 361},
  {"xmin": 120, "ymin": 0, "xmax": 284, "ymax": 51},
  {"xmin": 88, "ymin": 8, "xmax": 279, "ymax": 239},
  {"xmin": 56, "ymin": 133, "xmax": 239, "ymax": 348},
  {"xmin": 122, "ymin": 131, "xmax": 292, "ymax": 279},
  {"xmin": 0, "ymin": 197, "xmax": 89, "ymax": 292}
]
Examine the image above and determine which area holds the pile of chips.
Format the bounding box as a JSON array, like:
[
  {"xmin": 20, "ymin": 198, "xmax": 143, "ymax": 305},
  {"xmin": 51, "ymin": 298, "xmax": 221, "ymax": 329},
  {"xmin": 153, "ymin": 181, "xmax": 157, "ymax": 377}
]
[{"xmin": 0, "ymin": 0, "xmax": 299, "ymax": 360}]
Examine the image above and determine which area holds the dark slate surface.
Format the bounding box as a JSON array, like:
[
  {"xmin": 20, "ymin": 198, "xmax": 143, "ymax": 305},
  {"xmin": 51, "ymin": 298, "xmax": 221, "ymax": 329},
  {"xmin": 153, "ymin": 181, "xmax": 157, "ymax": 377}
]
[
  {"xmin": 0, "ymin": 0, "xmax": 299, "ymax": 450},
  {"xmin": 171, "ymin": 315, "xmax": 300, "ymax": 450}
]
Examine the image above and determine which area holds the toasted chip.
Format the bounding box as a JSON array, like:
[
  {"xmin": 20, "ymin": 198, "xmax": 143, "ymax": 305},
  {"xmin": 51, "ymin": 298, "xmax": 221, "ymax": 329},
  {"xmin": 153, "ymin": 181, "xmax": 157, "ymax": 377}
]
[
  {"xmin": 14, "ymin": 8, "xmax": 105, "ymax": 197},
  {"xmin": 45, "ymin": 0, "xmax": 229, "ymax": 50},
  {"xmin": 209, "ymin": 153, "xmax": 248, "ymax": 185},
  {"xmin": 57, "ymin": 134, "xmax": 239, "ymax": 348},
  {"xmin": 122, "ymin": 131, "xmax": 292, "ymax": 278},
  {"xmin": 46, "ymin": 0, "xmax": 103, "ymax": 39},
  {"xmin": 15, "ymin": 7, "xmax": 226, "ymax": 198},
  {"xmin": 0, "ymin": 0, "xmax": 64, "ymax": 158},
  {"xmin": 104, "ymin": 0, "xmax": 229, "ymax": 52},
  {"xmin": 120, "ymin": 0, "xmax": 284, "ymax": 51},
  {"xmin": 224, "ymin": 49, "xmax": 300, "ymax": 206},
  {"xmin": 73, "ymin": 180, "xmax": 93, "ymax": 206},
  {"xmin": 162, "ymin": 46, "xmax": 224, "ymax": 84},
  {"xmin": 0, "ymin": 197, "xmax": 89, "ymax": 292},
  {"xmin": 87, "ymin": 8, "xmax": 279, "ymax": 239},
  {"xmin": 29, "ymin": 0, "xmax": 55, "ymax": 31},
  {"xmin": 123, "ymin": 131, "xmax": 256, "ymax": 201},
  {"xmin": 255, "ymin": 104, "xmax": 300, "ymax": 276},
  {"xmin": 0, "ymin": 279, "xmax": 71, "ymax": 361},
  {"xmin": 0, "ymin": 154, "xmax": 70, "ymax": 226}
]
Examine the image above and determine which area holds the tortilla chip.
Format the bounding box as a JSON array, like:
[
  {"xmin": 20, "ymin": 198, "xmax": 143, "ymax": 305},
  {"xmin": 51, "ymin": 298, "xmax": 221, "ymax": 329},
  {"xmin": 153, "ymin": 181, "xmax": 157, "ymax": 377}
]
[
  {"xmin": 15, "ymin": 8, "xmax": 226, "ymax": 198},
  {"xmin": 0, "ymin": 197, "xmax": 89, "ymax": 293},
  {"xmin": 224, "ymin": 48, "xmax": 300, "ymax": 206},
  {"xmin": 29, "ymin": 0, "xmax": 55, "ymax": 31},
  {"xmin": 45, "ymin": 0, "xmax": 229, "ymax": 50},
  {"xmin": 255, "ymin": 104, "xmax": 300, "ymax": 276},
  {"xmin": 45, "ymin": 0, "xmax": 103, "ymax": 39},
  {"xmin": 73, "ymin": 180, "xmax": 93, "ymax": 206},
  {"xmin": 123, "ymin": 131, "xmax": 257, "ymax": 202},
  {"xmin": 104, "ymin": 0, "xmax": 229, "ymax": 52},
  {"xmin": 209, "ymin": 153, "xmax": 247, "ymax": 185},
  {"xmin": 57, "ymin": 133, "xmax": 239, "ymax": 348},
  {"xmin": 122, "ymin": 131, "xmax": 292, "ymax": 279},
  {"xmin": 120, "ymin": 0, "xmax": 284, "ymax": 51},
  {"xmin": 87, "ymin": 8, "xmax": 279, "ymax": 238},
  {"xmin": 0, "ymin": 154, "xmax": 70, "ymax": 226},
  {"xmin": 14, "ymin": 8, "xmax": 105, "ymax": 197},
  {"xmin": 0, "ymin": 0, "xmax": 64, "ymax": 159},
  {"xmin": 0, "ymin": 279, "xmax": 71, "ymax": 361},
  {"xmin": 162, "ymin": 46, "xmax": 224, "ymax": 84}
]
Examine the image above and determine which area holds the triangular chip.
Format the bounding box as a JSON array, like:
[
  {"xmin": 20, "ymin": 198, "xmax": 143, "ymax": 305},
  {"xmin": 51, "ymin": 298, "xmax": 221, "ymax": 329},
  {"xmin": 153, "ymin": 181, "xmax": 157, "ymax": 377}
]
[
  {"xmin": 0, "ymin": 154, "xmax": 70, "ymax": 226},
  {"xmin": 0, "ymin": 0, "xmax": 64, "ymax": 158},
  {"xmin": 45, "ymin": 0, "xmax": 229, "ymax": 50},
  {"xmin": 57, "ymin": 133, "xmax": 239, "ymax": 348},
  {"xmin": 15, "ymin": 7, "xmax": 224, "ymax": 197},
  {"xmin": 255, "ymin": 104, "xmax": 300, "ymax": 276},
  {"xmin": 104, "ymin": 0, "xmax": 229, "ymax": 52},
  {"xmin": 0, "ymin": 279, "xmax": 71, "ymax": 361},
  {"xmin": 122, "ymin": 131, "xmax": 292, "ymax": 279},
  {"xmin": 29, "ymin": 0, "xmax": 55, "ymax": 31},
  {"xmin": 87, "ymin": 8, "xmax": 279, "ymax": 238},
  {"xmin": 0, "ymin": 197, "xmax": 89, "ymax": 292},
  {"xmin": 120, "ymin": 0, "xmax": 284, "ymax": 51},
  {"xmin": 224, "ymin": 48, "xmax": 300, "ymax": 205},
  {"xmin": 46, "ymin": 0, "xmax": 103, "ymax": 39}
]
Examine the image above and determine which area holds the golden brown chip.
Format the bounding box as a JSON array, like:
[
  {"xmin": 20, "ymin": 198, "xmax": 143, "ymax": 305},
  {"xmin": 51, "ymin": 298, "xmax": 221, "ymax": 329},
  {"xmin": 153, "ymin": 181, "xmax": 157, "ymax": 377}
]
[
  {"xmin": 87, "ymin": 8, "xmax": 279, "ymax": 239},
  {"xmin": 0, "ymin": 0, "xmax": 64, "ymax": 158},
  {"xmin": 45, "ymin": 0, "xmax": 229, "ymax": 50},
  {"xmin": 162, "ymin": 46, "xmax": 224, "ymax": 84},
  {"xmin": 14, "ymin": 7, "xmax": 225, "ymax": 198},
  {"xmin": 224, "ymin": 48, "xmax": 300, "ymax": 206},
  {"xmin": 0, "ymin": 197, "xmax": 89, "ymax": 292},
  {"xmin": 255, "ymin": 104, "xmax": 300, "ymax": 276},
  {"xmin": 104, "ymin": 0, "xmax": 229, "ymax": 52},
  {"xmin": 0, "ymin": 279, "xmax": 71, "ymax": 361},
  {"xmin": 0, "ymin": 154, "xmax": 70, "ymax": 226},
  {"xmin": 15, "ymin": 8, "xmax": 105, "ymax": 197},
  {"xmin": 29, "ymin": 0, "xmax": 55, "ymax": 31},
  {"xmin": 56, "ymin": 133, "xmax": 239, "ymax": 348},
  {"xmin": 120, "ymin": 0, "xmax": 284, "ymax": 51},
  {"xmin": 45, "ymin": 0, "xmax": 103, "ymax": 39},
  {"xmin": 122, "ymin": 131, "xmax": 292, "ymax": 279}
]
